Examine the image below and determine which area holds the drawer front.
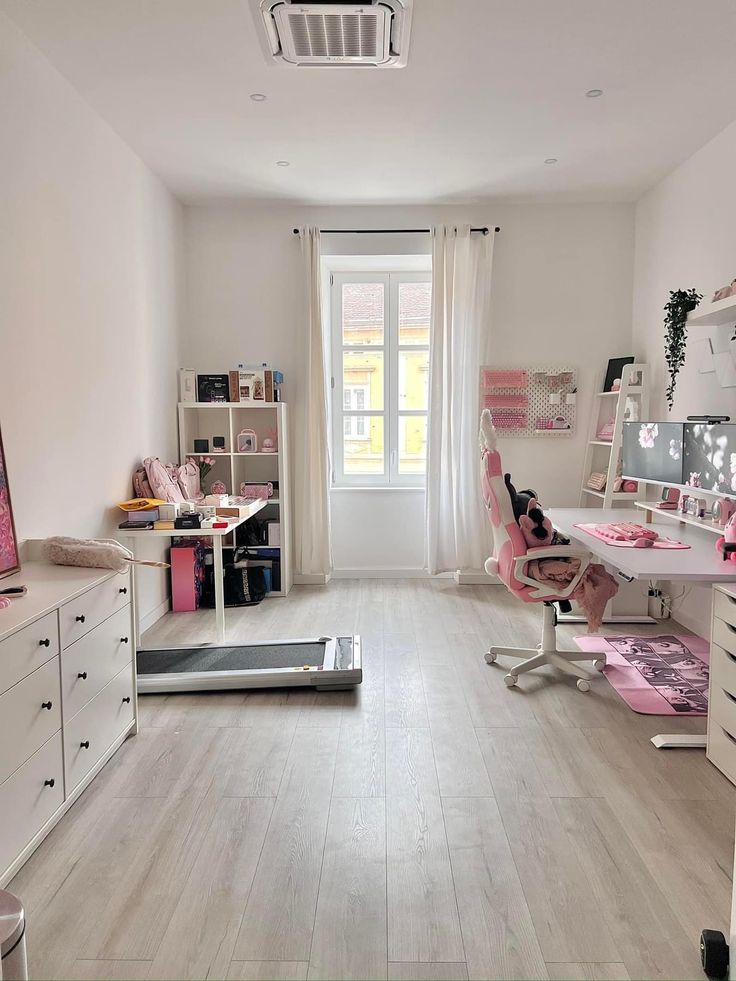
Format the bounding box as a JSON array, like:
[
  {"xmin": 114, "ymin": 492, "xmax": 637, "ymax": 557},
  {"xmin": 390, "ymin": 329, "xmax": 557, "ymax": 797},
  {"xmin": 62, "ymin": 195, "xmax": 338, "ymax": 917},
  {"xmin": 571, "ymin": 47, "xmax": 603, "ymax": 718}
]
[
  {"xmin": 714, "ymin": 589, "xmax": 736, "ymax": 631},
  {"xmin": 707, "ymin": 718, "xmax": 736, "ymax": 787},
  {"xmin": 59, "ymin": 576, "xmax": 131, "ymax": 649},
  {"xmin": 712, "ymin": 615, "xmax": 736, "ymax": 657},
  {"xmin": 0, "ymin": 659, "xmax": 61, "ymax": 785},
  {"xmin": 709, "ymin": 642, "xmax": 736, "ymax": 694},
  {"xmin": 0, "ymin": 610, "xmax": 59, "ymax": 695},
  {"xmin": 708, "ymin": 681, "xmax": 736, "ymax": 735},
  {"xmin": 0, "ymin": 734, "xmax": 64, "ymax": 878},
  {"xmin": 64, "ymin": 664, "xmax": 134, "ymax": 794},
  {"xmin": 61, "ymin": 607, "xmax": 133, "ymax": 721}
]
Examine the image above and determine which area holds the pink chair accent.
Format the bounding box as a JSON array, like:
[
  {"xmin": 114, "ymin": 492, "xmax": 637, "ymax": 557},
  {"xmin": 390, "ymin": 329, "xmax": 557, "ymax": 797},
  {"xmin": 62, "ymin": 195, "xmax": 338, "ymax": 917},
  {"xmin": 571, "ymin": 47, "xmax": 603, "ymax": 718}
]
[{"xmin": 479, "ymin": 410, "xmax": 605, "ymax": 691}]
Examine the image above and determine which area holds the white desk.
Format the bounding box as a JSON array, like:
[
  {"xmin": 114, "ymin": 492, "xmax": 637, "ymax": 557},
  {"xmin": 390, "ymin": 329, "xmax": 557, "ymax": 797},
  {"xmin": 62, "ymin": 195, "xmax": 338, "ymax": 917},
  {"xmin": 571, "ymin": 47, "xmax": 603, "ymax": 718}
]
[
  {"xmin": 549, "ymin": 507, "xmax": 736, "ymax": 750},
  {"xmin": 121, "ymin": 501, "xmax": 266, "ymax": 645}
]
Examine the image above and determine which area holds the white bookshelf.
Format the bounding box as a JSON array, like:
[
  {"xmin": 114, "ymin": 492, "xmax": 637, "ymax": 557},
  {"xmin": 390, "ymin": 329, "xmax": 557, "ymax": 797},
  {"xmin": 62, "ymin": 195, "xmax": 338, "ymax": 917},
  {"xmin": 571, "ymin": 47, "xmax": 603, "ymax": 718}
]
[
  {"xmin": 579, "ymin": 362, "xmax": 650, "ymax": 509},
  {"xmin": 177, "ymin": 401, "xmax": 292, "ymax": 596}
]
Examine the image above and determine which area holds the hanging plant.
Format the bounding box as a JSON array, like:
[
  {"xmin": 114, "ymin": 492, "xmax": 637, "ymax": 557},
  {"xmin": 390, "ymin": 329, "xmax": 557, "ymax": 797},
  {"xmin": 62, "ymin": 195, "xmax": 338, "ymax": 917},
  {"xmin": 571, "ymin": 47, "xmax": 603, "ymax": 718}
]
[{"xmin": 663, "ymin": 288, "xmax": 702, "ymax": 411}]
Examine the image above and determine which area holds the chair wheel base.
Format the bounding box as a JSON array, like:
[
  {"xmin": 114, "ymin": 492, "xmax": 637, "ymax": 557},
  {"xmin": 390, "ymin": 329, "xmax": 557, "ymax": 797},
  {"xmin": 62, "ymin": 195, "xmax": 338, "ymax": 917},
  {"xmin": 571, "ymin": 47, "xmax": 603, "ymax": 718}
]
[
  {"xmin": 593, "ymin": 658, "xmax": 606, "ymax": 672},
  {"xmin": 576, "ymin": 679, "xmax": 591, "ymax": 693},
  {"xmin": 485, "ymin": 650, "xmax": 497, "ymax": 664},
  {"xmin": 504, "ymin": 673, "xmax": 517, "ymax": 687}
]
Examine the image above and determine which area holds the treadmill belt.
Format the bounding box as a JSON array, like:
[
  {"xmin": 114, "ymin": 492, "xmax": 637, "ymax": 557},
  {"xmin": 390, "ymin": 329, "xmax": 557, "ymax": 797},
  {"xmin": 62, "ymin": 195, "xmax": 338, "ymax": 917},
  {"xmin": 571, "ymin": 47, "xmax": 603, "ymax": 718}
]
[{"xmin": 137, "ymin": 642, "xmax": 326, "ymax": 675}]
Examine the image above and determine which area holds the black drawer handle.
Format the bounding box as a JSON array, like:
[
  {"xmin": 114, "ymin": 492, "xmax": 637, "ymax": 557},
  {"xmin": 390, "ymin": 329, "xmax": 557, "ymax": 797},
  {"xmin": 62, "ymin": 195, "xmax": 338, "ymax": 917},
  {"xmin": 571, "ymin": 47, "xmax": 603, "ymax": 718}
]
[
  {"xmin": 39, "ymin": 638, "xmax": 51, "ymax": 648},
  {"xmin": 120, "ymin": 637, "xmax": 129, "ymax": 644},
  {"xmin": 80, "ymin": 740, "xmax": 90, "ymax": 749},
  {"xmin": 77, "ymin": 671, "xmax": 88, "ymax": 680},
  {"xmin": 44, "ymin": 778, "xmax": 55, "ymax": 788},
  {"xmin": 75, "ymin": 615, "xmax": 86, "ymax": 624},
  {"xmin": 122, "ymin": 696, "xmax": 131, "ymax": 704},
  {"xmin": 41, "ymin": 701, "xmax": 53, "ymax": 710},
  {"xmin": 119, "ymin": 586, "xmax": 128, "ymax": 595}
]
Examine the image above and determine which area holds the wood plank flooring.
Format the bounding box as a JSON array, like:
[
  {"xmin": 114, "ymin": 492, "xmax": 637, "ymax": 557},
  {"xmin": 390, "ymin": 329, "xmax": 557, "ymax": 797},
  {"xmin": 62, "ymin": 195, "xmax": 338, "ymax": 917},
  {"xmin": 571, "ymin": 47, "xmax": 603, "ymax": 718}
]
[{"xmin": 9, "ymin": 580, "xmax": 734, "ymax": 980}]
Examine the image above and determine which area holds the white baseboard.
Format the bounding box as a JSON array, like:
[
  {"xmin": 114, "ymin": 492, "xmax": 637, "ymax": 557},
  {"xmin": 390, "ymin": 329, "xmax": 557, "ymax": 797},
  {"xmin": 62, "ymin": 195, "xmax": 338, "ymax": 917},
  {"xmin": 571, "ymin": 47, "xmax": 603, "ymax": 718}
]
[
  {"xmin": 331, "ymin": 567, "xmax": 439, "ymax": 579},
  {"xmin": 669, "ymin": 606, "xmax": 709, "ymax": 641},
  {"xmin": 454, "ymin": 571, "xmax": 501, "ymax": 585},
  {"xmin": 293, "ymin": 572, "xmax": 332, "ymax": 585},
  {"xmin": 139, "ymin": 598, "xmax": 170, "ymax": 633}
]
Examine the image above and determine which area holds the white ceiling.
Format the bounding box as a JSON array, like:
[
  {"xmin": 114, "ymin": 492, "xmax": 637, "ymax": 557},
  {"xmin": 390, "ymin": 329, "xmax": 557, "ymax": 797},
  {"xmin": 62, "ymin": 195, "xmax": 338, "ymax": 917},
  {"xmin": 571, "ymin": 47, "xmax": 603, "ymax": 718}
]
[{"xmin": 4, "ymin": 0, "xmax": 736, "ymax": 204}]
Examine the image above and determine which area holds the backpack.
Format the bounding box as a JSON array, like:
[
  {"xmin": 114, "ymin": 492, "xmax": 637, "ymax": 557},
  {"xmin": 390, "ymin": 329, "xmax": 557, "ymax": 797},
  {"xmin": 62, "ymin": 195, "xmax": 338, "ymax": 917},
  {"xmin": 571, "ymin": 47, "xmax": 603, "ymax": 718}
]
[
  {"xmin": 132, "ymin": 466, "xmax": 154, "ymax": 500},
  {"xmin": 143, "ymin": 457, "xmax": 185, "ymax": 503},
  {"xmin": 176, "ymin": 461, "xmax": 204, "ymax": 502}
]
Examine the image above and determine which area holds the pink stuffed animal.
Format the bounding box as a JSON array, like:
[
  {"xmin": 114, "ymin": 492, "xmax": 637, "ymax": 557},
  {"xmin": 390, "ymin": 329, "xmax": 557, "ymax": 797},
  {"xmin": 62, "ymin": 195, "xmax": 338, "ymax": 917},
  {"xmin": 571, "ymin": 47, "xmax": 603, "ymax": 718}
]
[{"xmin": 519, "ymin": 498, "xmax": 554, "ymax": 548}]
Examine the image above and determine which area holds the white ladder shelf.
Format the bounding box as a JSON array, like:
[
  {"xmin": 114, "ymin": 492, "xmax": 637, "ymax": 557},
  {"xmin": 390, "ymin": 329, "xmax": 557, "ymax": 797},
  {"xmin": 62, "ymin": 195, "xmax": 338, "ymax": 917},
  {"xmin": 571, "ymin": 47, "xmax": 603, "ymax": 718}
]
[{"xmin": 579, "ymin": 362, "xmax": 650, "ymax": 509}]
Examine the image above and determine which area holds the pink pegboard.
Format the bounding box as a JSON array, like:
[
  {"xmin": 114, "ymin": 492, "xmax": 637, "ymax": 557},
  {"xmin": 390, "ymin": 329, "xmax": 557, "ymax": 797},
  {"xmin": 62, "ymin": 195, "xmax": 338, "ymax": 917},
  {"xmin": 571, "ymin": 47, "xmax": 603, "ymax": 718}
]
[{"xmin": 480, "ymin": 365, "xmax": 577, "ymax": 437}]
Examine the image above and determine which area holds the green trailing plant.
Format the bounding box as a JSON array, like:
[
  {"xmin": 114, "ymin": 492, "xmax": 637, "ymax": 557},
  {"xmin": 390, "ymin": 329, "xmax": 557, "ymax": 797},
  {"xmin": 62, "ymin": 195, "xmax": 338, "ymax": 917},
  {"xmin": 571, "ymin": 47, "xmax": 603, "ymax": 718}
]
[{"xmin": 663, "ymin": 288, "xmax": 702, "ymax": 411}]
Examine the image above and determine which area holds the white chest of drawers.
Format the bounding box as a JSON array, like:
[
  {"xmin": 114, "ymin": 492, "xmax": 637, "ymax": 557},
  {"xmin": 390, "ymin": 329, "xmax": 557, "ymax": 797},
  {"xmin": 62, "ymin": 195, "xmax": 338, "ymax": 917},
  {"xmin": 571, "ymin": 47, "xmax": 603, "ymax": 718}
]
[
  {"xmin": 707, "ymin": 583, "xmax": 736, "ymax": 786},
  {"xmin": 0, "ymin": 552, "xmax": 137, "ymax": 886}
]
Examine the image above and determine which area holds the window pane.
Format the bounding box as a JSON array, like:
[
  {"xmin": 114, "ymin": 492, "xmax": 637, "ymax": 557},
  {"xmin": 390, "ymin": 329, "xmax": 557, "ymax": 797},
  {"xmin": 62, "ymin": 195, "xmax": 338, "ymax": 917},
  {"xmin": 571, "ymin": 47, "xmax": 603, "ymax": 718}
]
[
  {"xmin": 344, "ymin": 416, "xmax": 384, "ymax": 475},
  {"xmin": 343, "ymin": 351, "xmax": 384, "ymax": 410},
  {"xmin": 399, "ymin": 281, "xmax": 431, "ymax": 345},
  {"xmin": 343, "ymin": 283, "xmax": 384, "ymax": 345},
  {"xmin": 399, "ymin": 416, "xmax": 427, "ymax": 475},
  {"xmin": 398, "ymin": 349, "xmax": 429, "ymax": 410}
]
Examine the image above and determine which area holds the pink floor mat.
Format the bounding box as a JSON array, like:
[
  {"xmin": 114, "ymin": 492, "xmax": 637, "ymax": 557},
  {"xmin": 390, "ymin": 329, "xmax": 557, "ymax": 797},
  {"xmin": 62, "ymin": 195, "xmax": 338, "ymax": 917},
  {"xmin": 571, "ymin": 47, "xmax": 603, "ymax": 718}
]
[{"xmin": 574, "ymin": 633, "xmax": 710, "ymax": 715}]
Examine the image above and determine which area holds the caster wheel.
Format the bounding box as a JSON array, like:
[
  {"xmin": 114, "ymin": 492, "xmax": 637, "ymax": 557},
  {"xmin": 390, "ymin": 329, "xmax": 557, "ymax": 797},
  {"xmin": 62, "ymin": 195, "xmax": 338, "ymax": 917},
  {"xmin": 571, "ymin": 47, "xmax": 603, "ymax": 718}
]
[
  {"xmin": 701, "ymin": 929, "xmax": 729, "ymax": 979},
  {"xmin": 503, "ymin": 673, "xmax": 518, "ymax": 688},
  {"xmin": 593, "ymin": 658, "xmax": 606, "ymax": 672},
  {"xmin": 485, "ymin": 650, "xmax": 497, "ymax": 664},
  {"xmin": 576, "ymin": 679, "xmax": 591, "ymax": 693}
]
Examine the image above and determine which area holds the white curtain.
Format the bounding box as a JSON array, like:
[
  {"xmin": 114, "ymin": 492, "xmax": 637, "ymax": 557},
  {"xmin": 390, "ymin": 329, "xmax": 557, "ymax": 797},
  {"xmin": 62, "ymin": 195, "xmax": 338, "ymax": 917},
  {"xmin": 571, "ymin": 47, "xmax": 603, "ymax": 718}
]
[
  {"xmin": 294, "ymin": 226, "xmax": 333, "ymax": 578},
  {"xmin": 426, "ymin": 224, "xmax": 495, "ymax": 574}
]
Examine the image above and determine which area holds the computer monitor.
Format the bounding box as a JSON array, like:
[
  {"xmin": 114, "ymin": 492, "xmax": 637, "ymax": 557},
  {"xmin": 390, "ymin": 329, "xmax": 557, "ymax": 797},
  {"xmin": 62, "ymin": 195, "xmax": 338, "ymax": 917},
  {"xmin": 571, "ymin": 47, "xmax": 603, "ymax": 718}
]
[
  {"xmin": 682, "ymin": 422, "xmax": 736, "ymax": 495},
  {"xmin": 621, "ymin": 421, "xmax": 685, "ymax": 484}
]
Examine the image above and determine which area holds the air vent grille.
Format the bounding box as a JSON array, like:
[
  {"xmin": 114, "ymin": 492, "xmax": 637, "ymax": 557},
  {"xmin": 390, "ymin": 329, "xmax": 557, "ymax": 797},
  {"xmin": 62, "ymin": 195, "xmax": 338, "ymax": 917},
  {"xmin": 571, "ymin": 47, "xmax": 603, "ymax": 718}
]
[{"xmin": 288, "ymin": 12, "xmax": 379, "ymax": 59}]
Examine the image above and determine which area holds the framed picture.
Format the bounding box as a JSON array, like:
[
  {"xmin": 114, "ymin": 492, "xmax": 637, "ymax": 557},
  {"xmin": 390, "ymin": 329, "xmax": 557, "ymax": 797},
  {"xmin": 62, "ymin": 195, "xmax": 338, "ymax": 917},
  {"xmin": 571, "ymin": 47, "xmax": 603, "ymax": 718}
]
[
  {"xmin": 0, "ymin": 426, "xmax": 20, "ymax": 581},
  {"xmin": 237, "ymin": 429, "xmax": 258, "ymax": 453},
  {"xmin": 603, "ymin": 356, "xmax": 634, "ymax": 393}
]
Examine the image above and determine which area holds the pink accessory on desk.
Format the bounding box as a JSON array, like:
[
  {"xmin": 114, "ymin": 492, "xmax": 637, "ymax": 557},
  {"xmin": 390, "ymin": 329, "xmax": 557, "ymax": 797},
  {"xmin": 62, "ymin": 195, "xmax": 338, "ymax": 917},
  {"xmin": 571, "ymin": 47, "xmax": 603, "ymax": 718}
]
[{"xmin": 574, "ymin": 522, "xmax": 690, "ymax": 549}]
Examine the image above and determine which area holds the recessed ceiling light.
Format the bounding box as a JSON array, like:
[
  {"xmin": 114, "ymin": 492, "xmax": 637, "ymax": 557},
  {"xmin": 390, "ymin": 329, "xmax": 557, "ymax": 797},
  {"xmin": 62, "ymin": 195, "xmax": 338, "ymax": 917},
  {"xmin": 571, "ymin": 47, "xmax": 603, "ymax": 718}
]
[
  {"xmin": 586, "ymin": 88, "xmax": 603, "ymax": 98},
  {"xmin": 250, "ymin": 93, "xmax": 267, "ymax": 101},
  {"xmin": 276, "ymin": 160, "xmax": 290, "ymax": 167},
  {"xmin": 544, "ymin": 158, "xmax": 558, "ymax": 165}
]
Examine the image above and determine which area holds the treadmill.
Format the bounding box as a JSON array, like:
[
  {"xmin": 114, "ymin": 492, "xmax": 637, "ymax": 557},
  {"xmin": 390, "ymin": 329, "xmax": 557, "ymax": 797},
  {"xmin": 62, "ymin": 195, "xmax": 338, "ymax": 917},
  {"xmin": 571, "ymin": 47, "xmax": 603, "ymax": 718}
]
[{"xmin": 136, "ymin": 635, "xmax": 361, "ymax": 693}]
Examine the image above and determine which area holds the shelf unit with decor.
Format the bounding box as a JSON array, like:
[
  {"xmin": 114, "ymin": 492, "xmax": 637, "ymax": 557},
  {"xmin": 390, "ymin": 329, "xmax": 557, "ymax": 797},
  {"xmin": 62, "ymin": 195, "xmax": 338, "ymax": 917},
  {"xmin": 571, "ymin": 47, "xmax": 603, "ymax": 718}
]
[
  {"xmin": 686, "ymin": 293, "xmax": 736, "ymax": 328},
  {"xmin": 177, "ymin": 402, "xmax": 291, "ymax": 596},
  {"xmin": 579, "ymin": 362, "xmax": 650, "ymax": 509}
]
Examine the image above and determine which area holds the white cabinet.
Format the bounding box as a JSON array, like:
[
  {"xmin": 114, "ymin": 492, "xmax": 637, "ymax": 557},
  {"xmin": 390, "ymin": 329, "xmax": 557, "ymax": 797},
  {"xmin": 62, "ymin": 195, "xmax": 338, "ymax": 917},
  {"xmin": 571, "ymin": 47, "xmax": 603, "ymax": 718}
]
[
  {"xmin": 707, "ymin": 583, "xmax": 736, "ymax": 786},
  {"xmin": 0, "ymin": 556, "xmax": 137, "ymax": 886}
]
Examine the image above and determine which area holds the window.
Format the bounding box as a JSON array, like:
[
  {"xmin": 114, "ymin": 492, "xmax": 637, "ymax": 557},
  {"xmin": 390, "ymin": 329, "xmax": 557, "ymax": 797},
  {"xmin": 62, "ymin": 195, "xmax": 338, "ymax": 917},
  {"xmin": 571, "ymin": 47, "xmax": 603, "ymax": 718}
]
[{"xmin": 330, "ymin": 270, "xmax": 431, "ymax": 486}]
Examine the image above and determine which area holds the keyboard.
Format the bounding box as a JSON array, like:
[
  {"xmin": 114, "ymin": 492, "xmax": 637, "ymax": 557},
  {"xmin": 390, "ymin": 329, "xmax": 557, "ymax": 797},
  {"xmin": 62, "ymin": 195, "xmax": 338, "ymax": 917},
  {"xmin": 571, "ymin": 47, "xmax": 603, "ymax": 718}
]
[{"xmin": 594, "ymin": 522, "xmax": 658, "ymax": 542}]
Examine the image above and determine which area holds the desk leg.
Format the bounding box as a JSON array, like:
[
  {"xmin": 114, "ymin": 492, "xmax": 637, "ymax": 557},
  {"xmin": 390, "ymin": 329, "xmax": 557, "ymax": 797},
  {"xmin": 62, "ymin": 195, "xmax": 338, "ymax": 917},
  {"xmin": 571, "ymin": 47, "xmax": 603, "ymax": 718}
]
[
  {"xmin": 650, "ymin": 733, "xmax": 707, "ymax": 750},
  {"xmin": 213, "ymin": 537, "xmax": 225, "ymax": 644}
]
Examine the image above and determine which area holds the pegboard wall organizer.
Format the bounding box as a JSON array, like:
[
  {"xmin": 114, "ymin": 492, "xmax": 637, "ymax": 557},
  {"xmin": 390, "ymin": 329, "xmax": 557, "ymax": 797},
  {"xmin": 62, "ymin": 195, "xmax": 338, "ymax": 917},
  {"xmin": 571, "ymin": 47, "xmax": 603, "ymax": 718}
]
[{"xmin": 479, "ymin": 365, "xmax": 578, "ymax": 437}]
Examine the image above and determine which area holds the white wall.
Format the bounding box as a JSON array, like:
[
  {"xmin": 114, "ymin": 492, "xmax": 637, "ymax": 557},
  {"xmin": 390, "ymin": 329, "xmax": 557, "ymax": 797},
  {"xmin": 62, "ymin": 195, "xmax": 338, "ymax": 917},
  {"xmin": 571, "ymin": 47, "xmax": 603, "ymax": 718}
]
[
  {"xmin": 183, "ymin": 201, "xmax": 634, "ymax": 572},
  {"xmin": 632, "ymin": 119, "xmax": 736, "ymax": 635},
  {"xmin": 0, "ymin": 14, "xmax": 182, "ymax": 621}
]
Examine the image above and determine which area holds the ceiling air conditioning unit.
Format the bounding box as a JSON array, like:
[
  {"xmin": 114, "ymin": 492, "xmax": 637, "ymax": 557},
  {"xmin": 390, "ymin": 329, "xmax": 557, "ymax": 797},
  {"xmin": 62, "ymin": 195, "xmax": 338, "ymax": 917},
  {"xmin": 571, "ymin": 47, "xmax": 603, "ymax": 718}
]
[{"xmin": 255, "ymin": 1, "xmax": 413, "ymax": 68}]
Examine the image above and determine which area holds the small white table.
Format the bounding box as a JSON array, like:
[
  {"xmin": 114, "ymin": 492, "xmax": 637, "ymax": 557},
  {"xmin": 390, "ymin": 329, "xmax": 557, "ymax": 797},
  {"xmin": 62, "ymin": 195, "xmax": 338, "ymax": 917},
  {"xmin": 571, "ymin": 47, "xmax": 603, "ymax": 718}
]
[{"xmin": 121, "ymin": 501, "xmax": 266, "ymax": 645}]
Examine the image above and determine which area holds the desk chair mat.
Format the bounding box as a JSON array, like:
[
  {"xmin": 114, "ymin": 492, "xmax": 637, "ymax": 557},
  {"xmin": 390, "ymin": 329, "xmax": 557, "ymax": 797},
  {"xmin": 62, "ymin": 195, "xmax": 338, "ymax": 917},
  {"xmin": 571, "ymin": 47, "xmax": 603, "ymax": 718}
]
[
  {"xmin": 575, "ymin": 633, "xmax": 709, "ymax": 714},
  {"xmin": 574, "ymin": 523, "xmax": 690, "ymax": 549}
]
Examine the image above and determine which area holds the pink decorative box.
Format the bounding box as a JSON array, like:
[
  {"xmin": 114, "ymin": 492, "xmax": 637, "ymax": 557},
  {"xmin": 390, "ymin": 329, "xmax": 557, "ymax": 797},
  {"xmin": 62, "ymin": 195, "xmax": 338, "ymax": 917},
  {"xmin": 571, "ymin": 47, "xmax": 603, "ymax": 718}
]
[{"xmin": 171, "ymin": 546, "xmax": 199, "ymax": 612}]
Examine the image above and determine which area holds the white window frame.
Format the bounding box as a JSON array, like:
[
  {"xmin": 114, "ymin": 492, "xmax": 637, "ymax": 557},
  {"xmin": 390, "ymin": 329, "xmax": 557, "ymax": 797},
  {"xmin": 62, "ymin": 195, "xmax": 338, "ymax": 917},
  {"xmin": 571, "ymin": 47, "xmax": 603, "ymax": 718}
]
[{"xmin": 330, "ymin": 270, "xmax": 431, "ymax": 487}]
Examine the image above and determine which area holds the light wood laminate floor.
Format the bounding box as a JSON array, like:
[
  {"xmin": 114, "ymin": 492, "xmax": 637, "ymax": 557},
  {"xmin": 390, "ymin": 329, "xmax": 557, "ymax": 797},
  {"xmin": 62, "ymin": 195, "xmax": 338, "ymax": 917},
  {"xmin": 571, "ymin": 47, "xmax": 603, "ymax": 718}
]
[{"xmin": 10, "ymin": 581, "xmax": 734, "ymax": 981}]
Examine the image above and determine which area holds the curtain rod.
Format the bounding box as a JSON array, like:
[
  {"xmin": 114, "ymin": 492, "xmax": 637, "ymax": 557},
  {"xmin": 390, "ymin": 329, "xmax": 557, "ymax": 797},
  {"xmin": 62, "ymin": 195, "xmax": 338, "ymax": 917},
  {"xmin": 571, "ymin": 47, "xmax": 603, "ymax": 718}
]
[{"xmin": 292, "ymin": 226, "xmax": 499, "ymax": 236}]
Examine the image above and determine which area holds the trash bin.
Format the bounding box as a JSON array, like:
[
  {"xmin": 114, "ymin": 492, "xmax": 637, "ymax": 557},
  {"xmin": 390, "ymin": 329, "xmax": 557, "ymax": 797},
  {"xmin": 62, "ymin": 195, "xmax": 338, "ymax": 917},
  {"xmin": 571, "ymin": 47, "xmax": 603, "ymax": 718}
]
[{"xmin": 0, "ymin": 890, "xmax": 27, "ymax": 981}]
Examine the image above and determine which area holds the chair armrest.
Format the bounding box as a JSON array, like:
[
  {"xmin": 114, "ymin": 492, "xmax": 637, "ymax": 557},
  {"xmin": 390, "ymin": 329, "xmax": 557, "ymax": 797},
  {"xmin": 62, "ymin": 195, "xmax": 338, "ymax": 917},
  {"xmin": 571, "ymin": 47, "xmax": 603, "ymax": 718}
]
[
  {"xmin": 523, "ymin": 546, "xmax": 592, "ymax": 562},
  {"xmin": 513, "ymin": 548, "xmax": 592, "ymax": 599}
]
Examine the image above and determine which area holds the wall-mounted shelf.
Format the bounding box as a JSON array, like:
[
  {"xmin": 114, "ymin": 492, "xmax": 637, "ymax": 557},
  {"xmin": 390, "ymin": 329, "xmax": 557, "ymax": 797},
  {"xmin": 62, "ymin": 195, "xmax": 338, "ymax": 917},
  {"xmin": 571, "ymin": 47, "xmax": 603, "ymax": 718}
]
[{"xmin": 687, "ymin": 295, "xmax": 736, "ymax": 328}]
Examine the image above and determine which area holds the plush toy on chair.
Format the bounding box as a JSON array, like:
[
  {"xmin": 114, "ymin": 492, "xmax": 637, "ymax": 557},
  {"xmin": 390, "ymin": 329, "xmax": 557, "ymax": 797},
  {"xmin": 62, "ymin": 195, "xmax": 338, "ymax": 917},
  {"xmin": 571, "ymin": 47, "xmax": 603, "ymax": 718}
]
[{"xmin": 479, "ymin": 409, "xmax": 604, "ymax": 692}]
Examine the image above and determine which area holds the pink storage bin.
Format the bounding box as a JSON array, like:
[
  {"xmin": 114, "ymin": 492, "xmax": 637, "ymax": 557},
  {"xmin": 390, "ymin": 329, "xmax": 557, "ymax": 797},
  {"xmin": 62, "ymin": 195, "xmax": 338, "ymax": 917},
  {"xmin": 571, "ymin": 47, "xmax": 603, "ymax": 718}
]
[{"xmin": 171, "ymin": 546, "xmax": 199, "ymax": 612}]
